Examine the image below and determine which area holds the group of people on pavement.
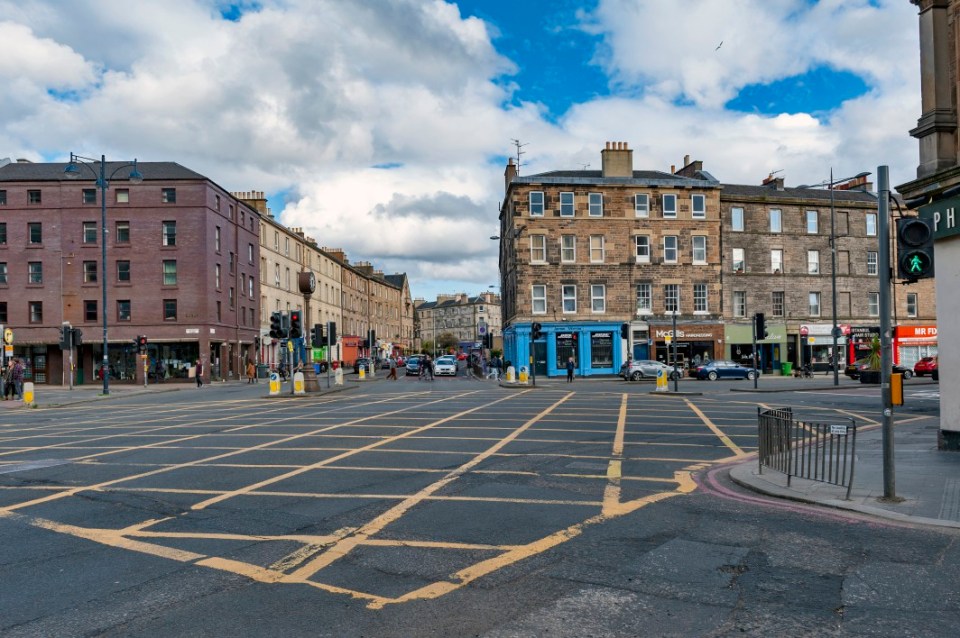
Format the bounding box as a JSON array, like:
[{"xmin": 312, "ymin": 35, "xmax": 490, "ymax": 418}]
[{"xmin": 2, "ymin": 358, "xmax": 26, "ymax": 400}]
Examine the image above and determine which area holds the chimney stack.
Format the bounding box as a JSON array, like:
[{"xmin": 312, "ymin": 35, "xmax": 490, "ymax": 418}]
[
  {"xmin": 504, "ymin": 158, "xmax": 518, "ymax": 192},
  {"xmin": 601, "ymin": 141, "xmax": 633, "ymax": 178},
  {"xmin": 762, "ymin": 174, "xmax": 785, "ymax": 191}
]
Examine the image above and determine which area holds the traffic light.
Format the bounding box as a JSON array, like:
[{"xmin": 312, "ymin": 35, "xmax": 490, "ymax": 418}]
[
  {"xmin": 138, "ymin": 335, "xmax": 148, "ymax": 352},
  {"xmin": 289, "ymin": 310, "xmax": 302, "ymax": 339},
  {"xmin": 269, "ymin": 312, "xmax": 283, "ymax": 339},
  {"xmin": 72, "ymin": 328, "xmax": 82, "ymax": 346},
  {"xmin": 620, "ymin": 323, "xmax": 629, "ymax": 339},
  {"xmin": 254, "ymin": 336, "xmax": 261, "ymax": 350},
  {"xmin": 327, "ymin": 321, "xmax": 337, "ymax": 344},
  {"xmin": 312, "ymin": 323, "xmax": 324, "ymax": 345},
  {"xmin": 896, "ymin": 216, "xmax": 935, "ymax": 281},
  {"xmin": 361, "ymin": 339, "xmax": 369, "ymax": 349},
  {"xmin": 531, "ymin": 322, "xmax": 543, "ymax": 340},
  {"xmin": 281, "ymin": 312, "xmax": 291, "ymax": 337},
  {"xmin": 59, "ymin": 325, "xmax": 72, "ymax": 350},
  {"xmin": 754, "ymin": 313, "xmax": 769, "ymax": 340},
  {"xmin": 133, "ymin": 336, "xmax": 140, "ymax": 350}
]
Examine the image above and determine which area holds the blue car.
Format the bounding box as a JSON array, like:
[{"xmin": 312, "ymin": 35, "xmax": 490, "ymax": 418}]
[{"xmin": 696, "ymin": 360, "xmax": 758, "ymax": 381}]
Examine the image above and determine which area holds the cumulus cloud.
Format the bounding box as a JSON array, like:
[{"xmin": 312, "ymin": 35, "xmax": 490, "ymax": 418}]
[{"xmin": 0, "ymin": 0, "xmax": 923, "ymax": 299}]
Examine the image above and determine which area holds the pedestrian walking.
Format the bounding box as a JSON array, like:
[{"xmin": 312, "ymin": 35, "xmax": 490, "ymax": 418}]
[
  {"xmin": 246, "ymin": 359, "xmax": 256, "ymax": 384},
  {"xmin": 154, "ymin": 359, "xmax": 165, "ymax": 383},
  {"xmin": 566, "ymin": 356, "xmax": 575, "ymax": 383},
  {"xmin": 3, "ymin": 359, "xmax": 15, "ymax": 400},
  {"xmin": 424, "ymin": 354, "xmax": 434, "ymax": 381},
  {"xmin": 386, "ymin": 358, "xmax": 398, "ymax": 380},
  {"xmin": 195, "ymin": 358, "xmax": 204, "ymax": 388}
]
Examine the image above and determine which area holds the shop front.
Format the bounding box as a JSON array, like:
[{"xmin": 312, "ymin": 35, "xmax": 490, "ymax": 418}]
[
  {"xmin": 894, "ymin": 325, "xmax": 938, "ymax": 368},
  {"xmin": 503, "ymin": 321, "xmax": 625, "ymax": 378},
  {"xmin": 650, "ymin": 321, "xmax": 723, "ymax": 370},
  {"xmin": 798, "ymin": 323, "xmax": 850, "ymax": 372},
  {"xmin": 724, "ymin": 322, "xmax": 787, "ymax": 374}
]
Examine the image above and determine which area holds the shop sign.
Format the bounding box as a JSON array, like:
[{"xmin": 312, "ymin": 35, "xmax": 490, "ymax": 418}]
[
  {"xmin": 654, "ymin": 329, "xmax": 716, "ymax": 339},
  {"xmin": 800, "ymin": 323, "xmax": 851, "ymax": 336},
  {"xmin": 895, "ymin": 325, "xmax": 937, "ymax": 342},
  {"xmin": 920, "ymin": 195, "xmax": 960, "ymax": 239}
]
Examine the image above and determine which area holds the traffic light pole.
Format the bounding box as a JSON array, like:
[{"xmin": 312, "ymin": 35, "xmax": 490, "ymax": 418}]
[{"xmin": 878, "ymin": 165, "xmax": 896, "ymax": 500}]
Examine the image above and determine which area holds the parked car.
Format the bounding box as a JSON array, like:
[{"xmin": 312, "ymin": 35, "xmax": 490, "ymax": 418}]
[
  {"xmin": 353, "ymin": 357, "xmax": 372, "ymax": 374},
  {"xmin": 845, "ymin": 358, "xmax": 914, "ymax": 380},
  {"xmin": 405, "ymin": 356, "xmax": 422, "ymax": 376},
  {"xmin": 433, "ymin": 356, "xmax": 458, "ymax": 376},
  {"xmin": 619, "ymin": 359, "xmax": 680, "ymax": 381},
  {"xmin": 696, "ymin": 360, "xmax": 758, "ymax": 381},
  {"xmin": 913, "ymin": 356, "xmax": 938, "ymax": 377},
  {"xmin": 456, "ymin": 352, "xmax": 468, "ymax": 361}
]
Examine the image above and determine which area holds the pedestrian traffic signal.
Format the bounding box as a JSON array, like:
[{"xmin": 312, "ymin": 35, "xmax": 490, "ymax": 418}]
[
  {"xmin": 72, "ymin": 328, "xmax": 82, "ymax": 346},
  {"xmin": 59, "ymin": 325, "xmax": 72, "ymax": 350},
  {"xmin": 327, "ymin": 321, "xmax": 337, "ymax": 344},
  {"xmin": 254, "ymin": 336, "xmax": 261, "ymax": 350},
  {"xmin": 754, "ymin": 313, "xmax": 769, "ymax": 340},
  {"xmin": 531, "ymin": 322, "xmax": 543, "ymax": 340},
  {"xmin": 269, "ymin": 312, "xmax": 283, "ymax": 339},
  {"xmin": 138, "ymin": 335, "xmax": 148, "ymax": 352},
  {"xmin": 289, "ymin": 310, "xmax": 302, "ymax": 339},
  {"xmin": 896, "ymin": 216, "xmax": 935, "ymax": 281},
  {"xmin": 620, "ymin": 323, "xmax": 629, "ymax": 339},
  {"xmin": 312, "ymin": 323, "xmax": 324, "ymax": 345}
]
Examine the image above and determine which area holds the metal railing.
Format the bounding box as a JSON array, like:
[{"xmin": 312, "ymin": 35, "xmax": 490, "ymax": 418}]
[{"xmin": 757, "ymin": 407, "xmax": 858, "ymax": 499}]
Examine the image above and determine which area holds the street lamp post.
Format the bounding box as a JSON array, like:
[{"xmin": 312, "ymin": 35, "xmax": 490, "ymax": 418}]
[{"xmin": 64, "ymin": 154, "xmax": 143, "ymax": 395}]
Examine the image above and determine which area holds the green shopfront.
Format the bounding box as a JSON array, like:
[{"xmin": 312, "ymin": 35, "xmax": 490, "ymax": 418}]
[{"xmin": 724, "ymin": 322, "xmax": 789, "ymax": 374}]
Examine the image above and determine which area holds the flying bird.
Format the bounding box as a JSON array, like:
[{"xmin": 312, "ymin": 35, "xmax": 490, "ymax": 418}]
[{"xmin": 715, "ymin": 40, "xmax": 723, "ymax": 51}]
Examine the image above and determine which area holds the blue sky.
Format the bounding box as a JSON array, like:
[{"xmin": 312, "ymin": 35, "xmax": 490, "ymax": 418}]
[{"xmin": 0, "ymin": 0, "xmax": 921, "ymax": 302}]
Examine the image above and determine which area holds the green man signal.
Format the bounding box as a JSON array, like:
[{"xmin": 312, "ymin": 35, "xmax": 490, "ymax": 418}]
[{"xmin": 896, "ymin": 217, "xmax": 935, "ymax": 281}]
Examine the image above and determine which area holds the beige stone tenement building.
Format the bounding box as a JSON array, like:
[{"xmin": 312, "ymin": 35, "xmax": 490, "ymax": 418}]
[{"xmin": 414, "ymin": 292, "xmax": 502, "ymax": 353}]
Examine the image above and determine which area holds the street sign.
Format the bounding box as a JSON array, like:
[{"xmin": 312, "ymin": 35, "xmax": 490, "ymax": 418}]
[
  {"xmin": 478, "ymin": 322, "xmax": 488, "ymax": 335},
  {"xmin": 664, "ymin": 335, "xmax": 672, "ymax": 343},
  {"xmin": 807, "ymin": 337, "xmax": 815, "ymax": 345},
  {"xmin": 3, "ymin": 328, "xmax": 12, "ymax": 345},
  {"xmin": 799, "ymin": 325, "xmax": 809, "ymax": 337},
  {"xmin": 830, "ymin": 425, "xmax": 848, "ymax": 436}
]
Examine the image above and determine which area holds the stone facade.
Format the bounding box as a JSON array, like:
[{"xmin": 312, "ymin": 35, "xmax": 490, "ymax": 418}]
[{"xmin": 413, "ymin": 292, "xmax": 502, "ymax": 352}]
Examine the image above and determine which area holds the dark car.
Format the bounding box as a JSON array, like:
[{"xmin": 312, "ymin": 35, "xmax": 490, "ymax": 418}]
[
  {"xmin": 845, "ymin": 358, "xmax": 914, "ymax": 380},
  {"xmin": 696, "ymin": 360, "xmax": 758, "ymax": 381},
  {"xmin": 913, "ymin": 356, "xmax": 938, "ymax": 377},
  {"xmin": 405, "ymin": 356, "xmax": 422, "ymax": 376},
  {"xmin": 353, "ymin": 358, "xmax": 372, "ymax": 374}
]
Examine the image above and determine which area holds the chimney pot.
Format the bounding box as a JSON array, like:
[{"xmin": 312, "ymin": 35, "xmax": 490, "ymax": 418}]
[{"xmin": 684, "ymin": 154, "xmax": 690, "ymax": 166}]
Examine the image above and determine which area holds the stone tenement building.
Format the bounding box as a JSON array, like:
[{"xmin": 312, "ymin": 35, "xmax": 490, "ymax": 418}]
[
  {"xmin": 721, "ymin": 174, "xmax": 936, "ymax": 373},
  {"xmin": 414, "ymin": 291, "xmax": 502, "ymax": 352},
  {"xmin": 899, "ymin": 0, "xmax": 958, "ymax": 447},
  {"xmin": 497, "ymin": 141, "xmax": 939, "ymax": 378},
  {"xmin": 497, "ymin": 142, "xmax": 723, "ymax": 378}
]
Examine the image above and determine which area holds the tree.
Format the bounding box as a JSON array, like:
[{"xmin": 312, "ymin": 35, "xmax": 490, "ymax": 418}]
[{"xmin": 438, "ymin": 332, "xmax": 459, "ymax": 353}]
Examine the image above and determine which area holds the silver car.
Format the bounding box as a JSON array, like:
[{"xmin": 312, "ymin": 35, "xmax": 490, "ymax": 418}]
[
  {"xmin": 433, "ymin": 356, "xmax": 458, "ymax": 376},
  {"xmin": 620, "ymin": 359, "xmax": 681, "ymax": 381}
]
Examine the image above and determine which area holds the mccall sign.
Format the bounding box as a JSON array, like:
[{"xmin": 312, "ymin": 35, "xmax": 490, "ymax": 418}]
[{"xmin": 654, "ymin": 329, "xmax": 715, "ymax": 339}]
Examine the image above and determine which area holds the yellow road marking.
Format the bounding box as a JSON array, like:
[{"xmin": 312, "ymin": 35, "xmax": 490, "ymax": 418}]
[{"xmin": 683, "ymin": 398, "xmax": 747, "ymax": 457}]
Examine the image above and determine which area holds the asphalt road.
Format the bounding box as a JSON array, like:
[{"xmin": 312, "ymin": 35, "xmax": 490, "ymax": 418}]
[{"xmin": 0, "ymin": 376, "xmax": 956, "ymax": 636}]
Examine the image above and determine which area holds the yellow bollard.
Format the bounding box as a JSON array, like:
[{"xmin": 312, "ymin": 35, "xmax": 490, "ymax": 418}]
[
  {"xmin": 23, "ymin": 381, "xmax": 35, "ymax": 405},
  {"xmin": 359, "ymin": 366, "xmax": 366, "ymax": 380},
  {"xmin": 518, "ymin": 367, "xmax": 528, "ymax": 383},
  {"xmin": 268, "ymin": 372, "xmax": 280, "ymax": 396}
]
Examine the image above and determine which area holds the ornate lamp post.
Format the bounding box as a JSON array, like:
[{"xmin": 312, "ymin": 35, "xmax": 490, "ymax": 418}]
[{"xmin": 64, "ymin": 154, "xmax": 143, "ymax": 394}]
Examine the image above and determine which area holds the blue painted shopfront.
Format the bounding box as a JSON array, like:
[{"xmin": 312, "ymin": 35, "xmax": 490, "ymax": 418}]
[{"xmin": 503, "ymin": 322, "xmax": 626, "ymax": 378}]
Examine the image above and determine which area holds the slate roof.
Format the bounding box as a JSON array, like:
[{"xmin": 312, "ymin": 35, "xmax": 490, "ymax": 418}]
[
  {"xmin": 512, "ymin": 168, "xmax": 719, "ymax": 187},
  {"xmin": 721, "ymin": 182, "xmax": 879, "ymax": 204},
  {"xmin": 0, "ymin": 161, "xmax": 208, "ymax": 182}
]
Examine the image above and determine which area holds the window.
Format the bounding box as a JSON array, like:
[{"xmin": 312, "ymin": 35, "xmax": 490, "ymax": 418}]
[
  {"xmin": 806, "ymin": 210, "xmax": 819, "ymax": 234},
  {"xmin": 532, "ymin": 285, "xmax": 548, "ymax": 314},
  {"xmin": 809, "ymin": 292, "xmax": 821, "ymax": 316},
  {"xmin": 84, "ymin": 300, "xmax": 97, "ymax": 322},
  {"xmin": 117, "ymin": 300, "xmax": 131, "ymax": 321},
  {"xmin": 0, "ymin": 302, "xmax": 5, "ymax": 323},
  {"xmin": 865, "ymin": 213, "xmax": 877, "ymax": 236},
  {"xmin": 560, "ymin": 235, "xmax": 576, "ymax": 262},
  {"xmin": 635, "ymin": 193, "xmax": 649, "ymax": 217},
  {"xmin": 162, "ymin": 221, "xmax": 176, "ymax": 246},
  {"xmin": 807, "ymin": 250, "xmax": 819, "ymax": 274},
  {"xmin": 161, "ymin": 188, "xmax": 176, "ymax": 203},
  {"xmin": 115, "ymin": 221, "xmax": 130, "ymax": 243},
  {"xmin": 229, "ymin": 251, "xmax": 235, "ymax": 273},
  {"xmin": 664, "ymin": 284, "xmax": 680, "ymax": 313},
  {"xmin": 692, "ymin": 236, "xmax": 707, "ymax": 264},
  {"xmin": 215, "ymin": 226, "xmax": 221, "ymax": 252},
  {"xmin": 530, "ymin": 235, "xmax": 546, "ymax": 263},
  {"xmin": 29, "ymin": 301, "xmax": 43, "ymax": 323},
  {"xmin": 285, "ymin": 267, "xmax": 290, "ymax": 290},
  {"xmin": 868, "ymin": 292, "xmax": 879, "ymax": 317},
  {"xmin": 0, "ymin": 262, "xmax": 7, "ymax": 284},
  {"xmin": 529, "ymin": 191, "xmax": 544, "ymax": 217},
  {"xmin": 0, "ymin": 190, "xmax": 5, "ymax": 205},
  {"xmin": 217, "ymin": 301, "xmax": 222, "ymax": 321},
  {"xmin": 248, "ymin": 243, "xmax": 254, "ymax": 263},
  {"xmin": 560, "ymin": 192, "xmax": 574, "ymax": 217},
  {"xmin": 229, "ymin": 287, "xmax": 235, "ymax": 309},
  {"xmin": 83, "ymin": 261, "xmax": 97, "ymax": 283},
  {"xmin": 589, "ymin": 235, "xmax": 605, "ymax": 263},
  {"xmin": 0, "ymin": 222, "xmax": 5, "ymax": 244},
  {"xmin": 693, "ymin": 283, "xmax": 708, "ymax": 313},
  {"xmin": 636, "ymin": 283, "xmax": 652, "ymax": 314},
  {"xmin": 771, "ymin": 249, "xmax": 783, "ymax": 273},
  {"xmin": 562, "ymin": 285, "xmax": 577, "ymax": 313},
  {"xmin": 28, "ymin": 262, "xmax": 42, "ymax": 284},
  {"xmin": 662, "ymin": 194, "xmax": 677, "ymax": 218},
  {"xmin": 284, "ymin": 238, "xmax": 289, "ymax": 256},
  {"xmin": 115, "ymin": 189, "xmax": 129, "ymax": 204},
  {"xmin": 663, "ymin": 236, "xmax": 678, "ymax": 263},
  {"xmin": 635, "ymin": 235, "xmax": 650, "ymax": 263},
  {"xmin": 28, "ymin": 222, "xmax": 42, "ymax": 244},
  {"xmin": 274, "ymin": 264, "xmax": 280, "ymax": 287},
  {"xmin": 273, "ymin": 231, "xmax": 279, "ymax": 250},
  {"xmin": 82, "ymin": 221, "xmax": 97, "ymax": 244},
  {"xmin": 162, "ymin": 260, "xmax": 177, "ymax": 285},
  {"xmin": 772, "ymin": 291, "xmax": 785, "ymax": 317},
  {"xmin": 248, "ymin": 275, "xmax": 255, "ymax": 298},
  {"xmin": 732, "ymin": 248, "xmax": 744, "ymax": 272},
  {"xmin": 770, "ymin": 209, "xmax": 782, "ymax": 233},
  {"xmin": 867, "ymin": 251, "xmax": 878, "ymax": 275},
  {"xmin": 28, "ymin": 190, "xmax": 41, "ymax": 204},
  {"xmin": 80, "ymin": 188, "xmax": 97, "ymax": 205},
  {"xmin": 591, "ymin": 284, "xmax": 606, "ymax": 313},
  {"xmin": 216, "ymin": 195, "xmax": 221, "ymax": 211},
  {"xmin": 731, "ymin": 207, "xmax": 744, "ymax": 231},
  {"xmin": 692, "ymin": 194, "xmax": 706, "ymax": 219},
  {"xmin": 907, "ymin": 293, "xmax": 918, "ymax": 317},
  {"xmin": 117, "ymin": 260, "xmax": 130, "ymax": 282},
  {"xmin": 733, "ymin": 291, "xmax": 746, "ymax": 317},
  {"xmin": 588, "ymin": 193, "xmax": 603, "ymax": 217},
  {"xmin": 215, "ymin": 264, "xmax": 221, "ymax": 289}
]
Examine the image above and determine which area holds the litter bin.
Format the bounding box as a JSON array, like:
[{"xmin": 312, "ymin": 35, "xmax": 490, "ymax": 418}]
[
  {"xmin": 781, "ymin": 362, "xmax": 793, "ymax": 377},
  {"xmin": 257, "ymin": 364, "xmax": 270, "ymax": 379}
]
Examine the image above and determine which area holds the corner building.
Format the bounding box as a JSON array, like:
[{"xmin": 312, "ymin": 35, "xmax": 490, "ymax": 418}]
[{"xmin": 497, "ymin": 143, "xmax": 723, "ymax": 377}]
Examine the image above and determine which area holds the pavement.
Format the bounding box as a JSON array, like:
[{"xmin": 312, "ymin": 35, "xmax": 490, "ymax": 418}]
[{"xmin": 4, "ymin": 375, "xmax": 959, "ymax": 532}]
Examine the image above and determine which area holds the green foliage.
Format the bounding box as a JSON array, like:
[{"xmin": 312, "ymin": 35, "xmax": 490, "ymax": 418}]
[
  {"xmin": 868, "ymin": 335, "xmax": 882, "ymax": 371},
  {"xmin": 438, "ymin": 332, "xmax": 459, "ymax": 351}
]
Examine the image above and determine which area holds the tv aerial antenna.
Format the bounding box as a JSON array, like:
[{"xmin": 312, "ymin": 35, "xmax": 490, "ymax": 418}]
[{"xmin": 511, "ymin": 139, "xmax": 528, "ymax": 175}]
